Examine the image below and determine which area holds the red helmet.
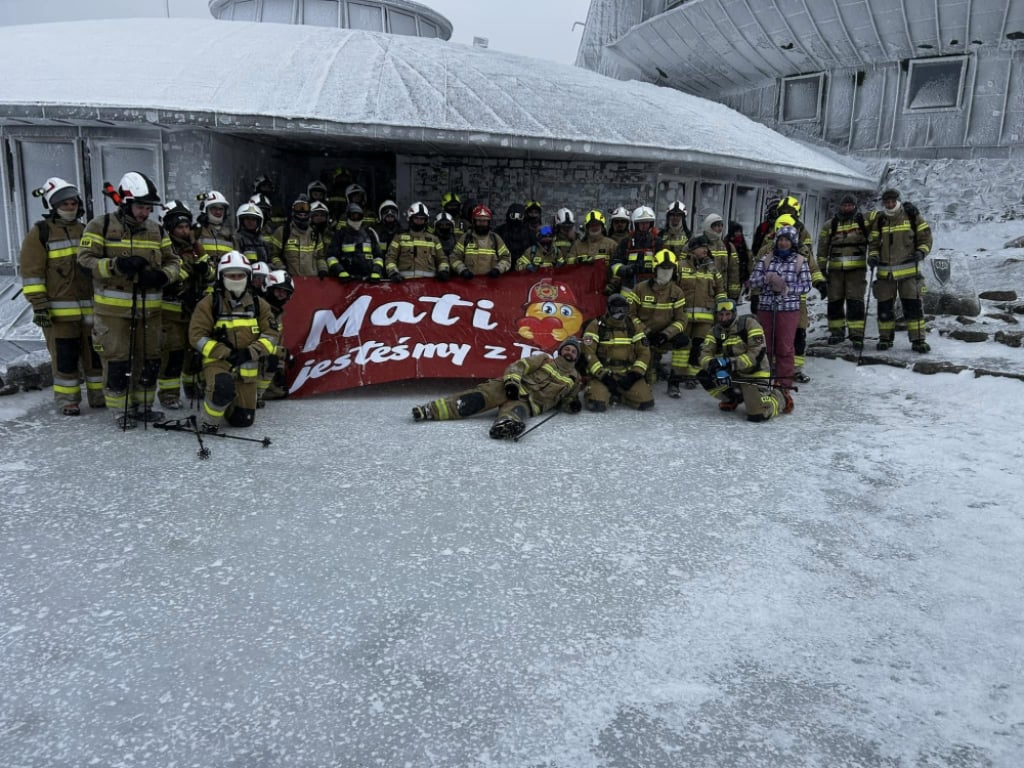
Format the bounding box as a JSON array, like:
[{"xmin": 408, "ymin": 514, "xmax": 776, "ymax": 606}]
[
  {"xmin": 471, "ymin": 204, "xmax": 493, "ymax": 220},
  {"xmin": 523, "ymin": 279, "xmax": 579, "ymax": 308}
]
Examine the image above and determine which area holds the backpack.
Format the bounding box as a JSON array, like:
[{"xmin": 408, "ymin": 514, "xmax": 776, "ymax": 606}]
[
  {"xmin": 875, "ymin": 202, "xmax": 919, "ymax": 248},
  {"xmin": 830, "ymin": 212, "xmax": 869, "ymax": 241}
]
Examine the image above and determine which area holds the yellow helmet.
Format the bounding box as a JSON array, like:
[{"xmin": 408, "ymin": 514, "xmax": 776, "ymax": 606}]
[
  {"xmin": 779, "ymin": 195, "xmax": 801, "ymax": 215},
  {"xmin": 653, "ymin": 248, "xmax": 677, "ymax": 268},
  {"xmin": 585, "ymin": 209, "xmax": 606, "ymax": 227},
  {"xmin": 773, "ymin": 213, "xmax": 797, "ymax": 232}
]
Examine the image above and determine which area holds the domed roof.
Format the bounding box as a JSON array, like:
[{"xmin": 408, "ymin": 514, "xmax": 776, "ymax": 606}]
[{"xmin": 0, "ymin": 18, "xmax": 869, "ymax": 187}]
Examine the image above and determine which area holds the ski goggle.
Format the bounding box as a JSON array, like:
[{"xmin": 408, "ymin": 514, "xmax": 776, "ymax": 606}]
[
  {"xmin": 292, "ymin": 201, "xmax": 310, "ymax": 213},
  {"xmin": 716, "ymin": 300, "xmax": 737, "ymax": 314}
]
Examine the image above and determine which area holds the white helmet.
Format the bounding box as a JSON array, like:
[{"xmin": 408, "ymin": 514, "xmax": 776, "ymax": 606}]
[
  {"xmin": 265, "ymin": 269, "xmax": 294, "ymax": 292},
  {"xmin": 631, "ymin": 205, "xmax": 656, "ymax": 225},
  {"xmin": 263, "ymin": 269, "xmax": 295, "ymax": 309},
  {"xmin": 667, "ymin": 200, "xmax": 687, "ymax": 217},
  {"xmin": 236, "ymin": 201, "xmax": 264, "ymax": 226},
  {"xmin": 610, "ymin": 206, "xmax": 631, "ymax": 222},
  {"xmin": 117, "ymin": 172, "xmax": 161, "ymax": 206},
  {"xmin": 703, "ymin": 213, "xmax": 724, "ymax": 235},
  {"xmin": 310, "ymin": 200, "xmax": 330, "ymax": 217},
  {"xmin": 198, "ymin": 190, "xmax": 230, "ymax": 214},
  {"xmin": 407, "ymin": 201, "xmax": 429, "ymax": 219},
  {"xmin": 217, "ymin": 250, "xmax": 252, "ymax": 278},
  {"xmin": 379, "ymin": 199, "xmax": 399, "ymax": 219},
  {"xmin": 554, "ymin": 207, "xmax": 574, "ymax": 226},
  {"xmin": 33, "ymin": 177, "xmax": 80, "ymax": 210},
  {"xmin": 249, "ymin": 192, "xmax": 272, "ymax": 209},
  {"xmin": 345, "ymin": 183, "xmax": 366, "ymax": 201},
  {"xmin": 250, "ymin": 261, "xmax": 270, "ymax": 279},
  {"xmin": 434, "ymin": 211, "xmax": 455, "ymax": 227}
]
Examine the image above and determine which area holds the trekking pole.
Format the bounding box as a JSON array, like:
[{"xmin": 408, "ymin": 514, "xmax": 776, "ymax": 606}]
[
  {"xmin": 732, "ymin": 375, "xmax": 799, "ymax": 393},
  {"xmin": 189, "ymin": 414, "xmax": 211, "ymax": 459},
  {"xmin": 140, "ymin": 274, "xmax": 149, "ymax": 431},
  {"xmin": 857, "ymin": 266, "xmax": 875, "ymax": 367},
  {"xmin": 122, "ymin": 281, "xmax": 139, "ymax": 432},
  {"xmin": 513, "ymin": 410, "xmax": 559, "ymax": 442},
  {"xmin": 153, "ymin": 418, "xmax": 272, "ymax": 447}
]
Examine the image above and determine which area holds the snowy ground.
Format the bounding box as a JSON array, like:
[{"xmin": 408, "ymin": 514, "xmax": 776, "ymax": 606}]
[{"xmin": 1, "ymin": 219, "xmax": 1023, "ymax": 767}]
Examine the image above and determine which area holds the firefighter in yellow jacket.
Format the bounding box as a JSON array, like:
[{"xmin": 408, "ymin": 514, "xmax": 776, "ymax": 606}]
[
  {"xmin": 698, "ymin": 298, "xmax": 792, "ymax": 422},
  {"xmin": 19, "ymin": 177, "xmax": 102, "ymax": 415},
  {"xmin": 385, "ymin": 202, "xmax": 448, "ymax": 280},
  {"xmin": 622, "ymin": 249, "xmax": 690, "ymax": 397},
  {"xmin": 581, "ymin": 293, "xmax": 654, "ymax": 412},
  {"xmin": 451, "ymin": 204, "xmax": 512, "ymax": 277},
  {"xmin": 77, "ymin": 172, "xmax": 180, "ymax": 428},
  {"xmin": 188, "ymin": 251, "xmax": 279, "ymax": 433},
  {"xmin": 677, "ymin": 235, "xmax": 727, "ymax": 388},
  {"xmin": 868, "ymin": 188, "xmax": 933, "ymax": 352},
  {"xmin": 411, "ymin": 337, "xmax": 583, "ymax": 439},
  {"xmin": 817, "ymin": 194, "xmax": 871, "ymax": 348}
]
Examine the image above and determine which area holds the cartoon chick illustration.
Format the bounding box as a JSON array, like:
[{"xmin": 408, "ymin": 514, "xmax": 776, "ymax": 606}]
[{"xmin": 516, "ymin": 279, "xmax": 584, "ymax": 351}]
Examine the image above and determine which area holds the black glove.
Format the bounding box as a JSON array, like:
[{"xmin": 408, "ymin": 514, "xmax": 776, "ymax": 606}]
[
  {"xmin": 327, "ymin": 263, "xmax": 341, "ymax": 278},
  {"xmin": 600, "ymin": 372, "xmax": 619, "ymax": 394},
  {"xmin": 139, "ymin": 269, "xmax": 169, "ymax": 289},
  {"xmin": 674, "ymin": 333, "xmax": 690, "ymax": 348},
  {"xmin": 32, "ymin": 309, "xmax": 52, "ymax": 328},
  {"xmin": 115, "ymin": 255, "xmax": 142, "ymax": 278},
  {"xmin": 460, "ymin": 268, "xmax": 474, "ymax": 279},
  {"xmin": 367, "ymin": 272, "xmax": 382, "ymax": 284},
  {"xmin": 487, "ymin": 268, "xmax": 501, "ymax": 278},
  {"xmin": 226, "ymin": 347, "xmax": 252, "ymax": 368},
  {"xmin": 913, "ymin": 249, "xmax": 926, "ymax": 262},
  {"xmin": 526, "ymin": 263, "xmax": 538, "ymax": 273},
  {"xmin": 194, "ymin": 258, "xmax": 213, "ymax": 280},
  {"xmin": 648, "ymin": 331, "xmax": 668, "ymax": 347},
  {"xmin": 867, "ymin": 256, "xmax": 879, "ymax": 269},
  {"xmin": 567, "ymin": 397, "xmax": 583, "ymax": 414},
  {"xmin": 318, "ymin": 269, "xmax": 328, "ymax": 280},
  {"xmin": 503, "ymin": 380, "xmax": 520, "ymax": 400},
  {"xmin": 266, "ymin": 354, "xmax": 280, "ymax": 372},
  {"xmin": 435, "ymin": 269, "xmax": 450, "ymax": 282},
  {"xmin": 815, "ymin": 281, "xmax": 828, "ymax": 300},
  {"xmin": 389, "ymin": 271, "xmax": 404, "ymax": 283},
  {"xmin": 618, "ymin": 371, "xmax": 641, "ymax": 390},
  {"xmin": 617, "ymin": 264, "xmax": 635, "ymax": 281}
]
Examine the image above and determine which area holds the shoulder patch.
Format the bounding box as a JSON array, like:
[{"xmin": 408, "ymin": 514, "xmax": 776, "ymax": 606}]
[{"xmin": 582, "ymin": 337, "xmax": 596, "ymax": 346}]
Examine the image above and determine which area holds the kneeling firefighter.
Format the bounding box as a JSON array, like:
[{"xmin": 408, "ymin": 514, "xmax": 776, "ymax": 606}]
[{"xmin": 188, "ymin": 251, "xmax": 279, "ymax": 433}]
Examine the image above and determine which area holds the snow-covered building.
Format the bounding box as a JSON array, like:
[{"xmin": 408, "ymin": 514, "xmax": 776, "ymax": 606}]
[
  {"xmin": 577, "ymin": 0, "xmax": 1024, "ymax": 159},
  {"xmin": 209, "ymin": 0, "xmax": 452, "ymax": 38},
  {"xmin": 0, "ymin": 5, "xmax": 871, "ymax": 270}
]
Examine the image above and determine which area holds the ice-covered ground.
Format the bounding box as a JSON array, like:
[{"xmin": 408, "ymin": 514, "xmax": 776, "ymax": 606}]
[{"xmin": 1, "ymin": 220, "xmax": 1023, "ymax": 767}]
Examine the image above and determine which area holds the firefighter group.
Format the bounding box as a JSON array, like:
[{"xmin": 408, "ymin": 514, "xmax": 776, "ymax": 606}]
[{"xmin": 14, "ymin": 170, "xmax": 932, "ymax": 438}]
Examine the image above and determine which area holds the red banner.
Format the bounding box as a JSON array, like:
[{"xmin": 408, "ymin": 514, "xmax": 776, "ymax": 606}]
[{"xmin": 282, "ymin": 264, "xmax": 609, "ymax": 397}]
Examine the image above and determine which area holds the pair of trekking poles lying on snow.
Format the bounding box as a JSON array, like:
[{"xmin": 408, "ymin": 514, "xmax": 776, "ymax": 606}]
[{"xmin": 153, "ymin": 415, "xmax": 272, "ymax": 460}]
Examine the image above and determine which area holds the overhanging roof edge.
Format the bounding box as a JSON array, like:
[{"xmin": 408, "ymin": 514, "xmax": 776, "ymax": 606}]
[{"xmin": 0, "ymin": 104, "xmax": 872, "ymax": 189}]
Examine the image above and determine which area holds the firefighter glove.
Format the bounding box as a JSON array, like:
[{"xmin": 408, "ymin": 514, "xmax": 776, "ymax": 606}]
[
  {"xmin": 226, "ymin": 348, "xmax": 252, "ymax": 368},
  {"xmin": 32, "ymin": 309, "xmax": 52, "ymax": 328},
  {"xmin": 487, "ymin": 268, "xmax": 501, "ymax": 278}
]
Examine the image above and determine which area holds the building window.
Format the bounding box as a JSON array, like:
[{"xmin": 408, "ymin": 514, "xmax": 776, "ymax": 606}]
[
  {"xmin": 419, "ymin": 19, "xmax": 437, "ymax": 38},
  {"xmin": 305, "ymin": 0, "xmax": 340, "ymax": 27},
  {"xmin": 780, "ymin": 72, "xmax": 824, "ymax": 123},
  {"xmin": 388, "ymin": 9, "xmax": 418, "ymax": 36},
  {"xmin": 263, "ymin": 0, "xmax": 294, "ymax": 23},
  {"xmin": 231, "ymin": 0, "xmax": 256, "ymax": 21},
  {"xmin": 906, "ymin": 56, "xmax": 967, "ymax": 110},
  {"xmin": 348, "ymin": 2, "xmax": 384, "ymax": 32}
]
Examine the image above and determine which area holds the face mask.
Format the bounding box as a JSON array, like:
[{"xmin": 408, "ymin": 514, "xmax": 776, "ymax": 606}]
[
  {"xmin": 206, "ymin": 210, "xmax": 225, "ymax": 225},
  {"xmin": 222, "ymin": 275, "xmax": 248, "ymax": 297},
  {"xmin": 347, "ymin": 219, "xmax": 363, "ymax": 230},
  {"xmin": 474, "ymin": 224, "xmax": 490, "ymax": 236},
  {"xmin": 655, "ymin": 267, "xmax": 674, "ymax": 285},
  {"xmin": 57, "ymin": 208, "xmax": 79, "ymax": 222},
  {"xmin": 609, "ymin": 305, "xmax": 627, "ymax": 320}
]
